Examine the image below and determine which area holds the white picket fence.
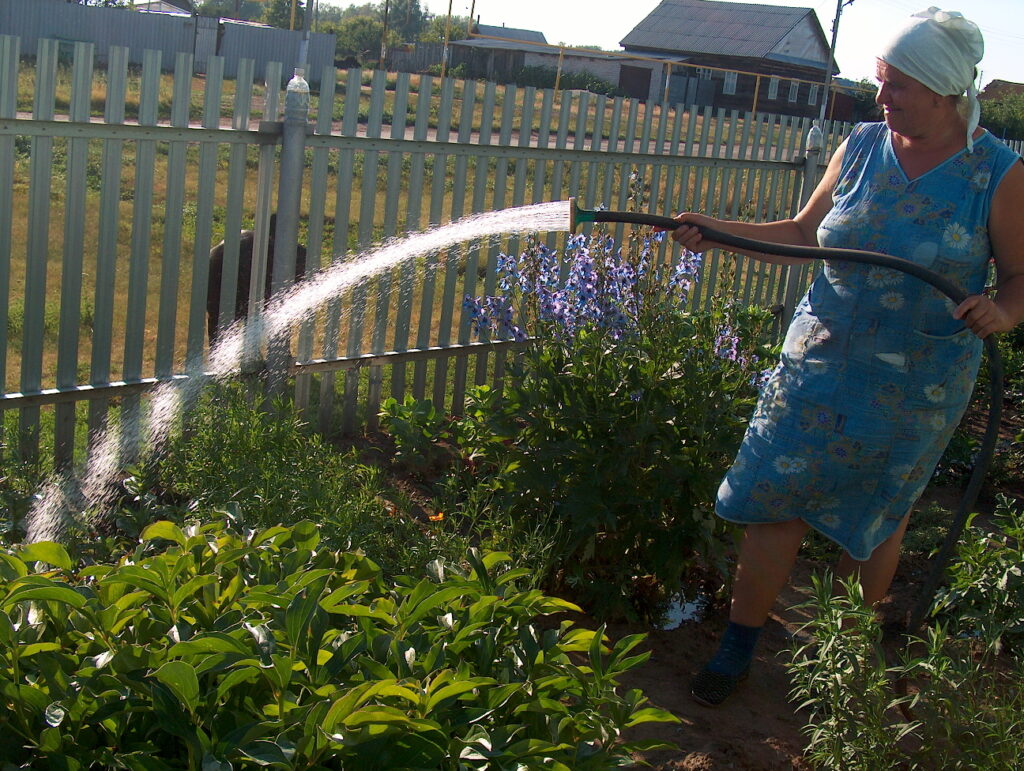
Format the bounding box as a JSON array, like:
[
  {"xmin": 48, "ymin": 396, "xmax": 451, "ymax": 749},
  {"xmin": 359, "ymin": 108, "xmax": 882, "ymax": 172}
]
[{"xmin": 2, "ymin": 34, "xmax": 855, "ymax": 468}]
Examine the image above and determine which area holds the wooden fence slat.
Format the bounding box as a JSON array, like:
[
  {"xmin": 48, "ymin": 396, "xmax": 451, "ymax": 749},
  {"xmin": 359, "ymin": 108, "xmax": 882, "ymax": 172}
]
[
  {"xmin": 120, "ymin": 48, "xmax": 165, "ymax": 456},
  {"xmin": 183, "ymin": 56, "xmax": 224, "ymax": 376},
  {"xmin": 432, "ymin": 78, "xmax": 477, "ymax": 410},
  {"xmin": 53, "ymin": 41, "xmax": 95, "ymax": 468},
  {"xmin": 452, "ymin": 80, "xmax": 496, "ymax": 413},
  {"xmin": 318, "ymin": 68, "xmax": 362, "ymax": 431},
  {"xmin": 154, "ymin": 52, "xmax": 193, "ymax": 381},
  {"xmin": 412, "ymin": 76, "xmax": 454, "ymax": 401},
  {"xmin": 87, "ymin": 45, "xmax": 129, "ymax": 440},
  {"xmin": 391, "ymin": 72, "xmax": 432, "ymax": 403},
  {"xmin": 295, "ymin": 63, "xmax": 335, "ymax": 417},
  {"xmin": 0, "ymin": 35, "xmax": 18, "ymax": 419},
  {"xmin": 19, "ymin": 38, "xmax": 59, "ymax": 458}
]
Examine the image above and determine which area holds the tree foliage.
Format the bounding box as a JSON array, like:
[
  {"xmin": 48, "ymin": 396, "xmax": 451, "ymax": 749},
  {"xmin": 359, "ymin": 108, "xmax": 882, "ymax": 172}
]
[
  {"xmin": 195, "ymin": 0, "xmax": 263, "ymax": 20},
  {"xmin": 419, "ymin": 14, "xmax": 473, "ymax": 43},
  {"xmin": 262, "ymin": 0, "xmax": 304, "ymax": 30},
  {"xmin": 322, "ymin": 15, "xmax": 399, "ymax": 63},
  {"xmin": 981, "ymin": 92, "xmax": 1024, "ymax": 142}
]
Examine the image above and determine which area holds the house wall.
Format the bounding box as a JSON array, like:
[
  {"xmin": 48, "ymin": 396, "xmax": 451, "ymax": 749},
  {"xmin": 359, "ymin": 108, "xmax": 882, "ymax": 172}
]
[
  {"xmin": 769, "ymin": 17, "xmax": 829, "ymax": 65},
  {"xmin": 646, "ymin": 53, "xmax": 840, "ymax": 118}
]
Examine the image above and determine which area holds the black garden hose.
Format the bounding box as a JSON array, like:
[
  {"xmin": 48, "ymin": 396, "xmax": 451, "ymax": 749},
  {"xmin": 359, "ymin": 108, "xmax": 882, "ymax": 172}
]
[{"xmin": 570, "ymin": 202, "xmax": 1004, "ymax": 639}]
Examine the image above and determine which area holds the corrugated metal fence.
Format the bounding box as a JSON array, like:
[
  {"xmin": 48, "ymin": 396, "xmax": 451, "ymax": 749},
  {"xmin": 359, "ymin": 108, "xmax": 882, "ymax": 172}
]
[{"xmin": 2, "ymin": 34, "xmax": 851, "ymax": 469}]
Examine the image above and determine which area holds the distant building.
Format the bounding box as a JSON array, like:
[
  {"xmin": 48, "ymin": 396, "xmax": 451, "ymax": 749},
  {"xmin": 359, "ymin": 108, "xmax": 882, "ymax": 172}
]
[
  {"xmin": 979, "ymin": 80, "xmax": 1024, "ymax": 101},
  {"xmin": 620, "ymin": 0, "xmax": 841, "ymax": 117}
]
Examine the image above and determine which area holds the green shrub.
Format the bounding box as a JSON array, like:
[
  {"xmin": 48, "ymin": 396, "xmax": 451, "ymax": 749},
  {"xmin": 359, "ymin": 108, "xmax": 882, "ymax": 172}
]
[
  {"xmin": 149, "ymin": 383, "xmax": 433, "ymax": 575},
  {"xmin": 0, "ymin": 519, "xmax": 677, "ymax": 768},
  {"xmin": 441, "ymin": 181, "xmax": 776, "ymax": 619},
  {"xmin": 931, "ymin": 495, "xmax": 1024, "ymax": 654},
  {"xmin": 508, "ymin": 65, "xmax": 626, "ymax": 98},
  {"xmin": 788, "ymin": 565, "xmax": 1024, "ymax": 769}
]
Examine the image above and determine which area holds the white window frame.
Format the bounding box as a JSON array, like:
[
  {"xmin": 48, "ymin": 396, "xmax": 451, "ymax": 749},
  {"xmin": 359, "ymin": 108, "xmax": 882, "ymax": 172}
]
[
  {"xmin": 788, "ymin": 79, "xmax": 799, "ymax": 103},
  {"xmin": 723, "ymin": 70, "xmax": 738, "ymax": 95},
  {"xmin": 697, "ymin": 67, "xmax": 713, "ymax": 80},
  {"xmin": 808, "ymin": 84, "xmax": 819, "ymax": 106},
  {"xmin": 767, "ymin": 76, "xmax": 779, "ymax": 100}
]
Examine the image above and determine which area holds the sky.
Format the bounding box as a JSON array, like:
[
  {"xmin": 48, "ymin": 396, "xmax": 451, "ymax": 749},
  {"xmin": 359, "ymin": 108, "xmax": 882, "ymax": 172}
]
[{"xmin": 414, "ymin": 0, "xmax": 1023, "ymax": 88}]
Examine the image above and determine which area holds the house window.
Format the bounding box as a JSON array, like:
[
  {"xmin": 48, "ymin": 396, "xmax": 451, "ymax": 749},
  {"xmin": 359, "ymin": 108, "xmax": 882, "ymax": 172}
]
[
  {"xmin": 808, "ymin": 84, "xmax": 819, "ymax": 106},
  {"xmin": 697, "ymin": 67, "xmax": 713, "ymax": 80},
  {"xmin": 723, "ymin": 71, "xmax": 738, "ymax": 95},
  {"xmin": 788, "ymin": 80, "xmax": 799, "ymax": 103},
  {"xmin": 767, "ymin": 76, "xmax": 779, "ymax": 100}
]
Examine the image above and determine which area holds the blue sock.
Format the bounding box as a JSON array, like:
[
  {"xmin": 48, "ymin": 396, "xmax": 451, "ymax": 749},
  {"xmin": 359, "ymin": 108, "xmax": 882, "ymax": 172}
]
[{"xmin": 705, "ymin": 621, "xmax": 762, "ymax": 677}]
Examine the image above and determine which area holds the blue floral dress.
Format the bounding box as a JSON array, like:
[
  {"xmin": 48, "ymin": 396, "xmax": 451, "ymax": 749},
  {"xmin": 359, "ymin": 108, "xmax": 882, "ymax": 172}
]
[{"xmin": 716, "ymin": 122, "xmax": 1020, "ymax": 559}]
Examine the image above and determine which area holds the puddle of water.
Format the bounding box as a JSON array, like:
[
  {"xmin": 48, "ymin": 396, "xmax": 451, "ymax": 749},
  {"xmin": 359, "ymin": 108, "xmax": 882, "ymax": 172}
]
[{"xmin": 657, "ymin": 593, "xmax": 710, "ymax": 631}]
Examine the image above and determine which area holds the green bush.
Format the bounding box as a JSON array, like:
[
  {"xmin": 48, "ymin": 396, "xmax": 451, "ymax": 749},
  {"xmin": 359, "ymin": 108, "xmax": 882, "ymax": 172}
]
[
  {"xmin": 0, "ymin": 519, "xmax": 676, "ymax": 768},
  {"xmin": 931, "ymin": 495, "xmax": 1024, "ymax": 654},
  {"xmin": 430, "ymin": 181, "xmax": 776, "ymax": 619},
  {"xmin": 507, "ymin": 65, "xmax": 626, "ymax": 97},
  {"xmin": 148, "ymin": 383, "xmax": 435, "ymax": 575},
  {"xmin": 788, "ymin": 509, "xmax": 1024, "ymax": 771}
]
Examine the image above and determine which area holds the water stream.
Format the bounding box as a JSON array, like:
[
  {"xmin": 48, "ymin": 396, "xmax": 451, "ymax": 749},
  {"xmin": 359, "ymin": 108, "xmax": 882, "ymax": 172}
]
[{"xmin": 25, "ymin": 201, "xmax": 574, "ymax": 543}]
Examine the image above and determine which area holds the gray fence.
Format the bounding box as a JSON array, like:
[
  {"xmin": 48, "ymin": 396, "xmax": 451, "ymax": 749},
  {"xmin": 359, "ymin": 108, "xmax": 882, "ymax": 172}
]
[
  {"xmin": 0, "ymin": 0, "xmax": 336, "ymax": 83},
  {"xmin": 3, "ymin": 33, "xmax": 852, "ymax": 470}
]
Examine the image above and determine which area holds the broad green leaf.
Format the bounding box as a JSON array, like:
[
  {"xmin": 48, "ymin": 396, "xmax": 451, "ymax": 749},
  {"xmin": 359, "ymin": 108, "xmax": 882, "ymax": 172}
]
[
  {"xmin": 38, "ymin": 726, "xmax": 62, "ymax": 752},
  {"xmin": 171, "ymin": 633, "xmax": 252, "ymax": 658},
  {"xmin": 201, "ymin": 754, "xmax": 232, "ymax": 771},
  {"xmin": 250, "ymin": 526, "xmax": 291, "ymax": 548},
  {"xmin": 625, "ymin": 707, "xmax": 681, "ymax": 726},
  {"xmin": 154, "ymin": 660, "xmax": 201, "ymax": 713},
  {"xmin": 215, "ymin": 665, "xmax": 260, "ymax": 704},
  {"xmin": 170, "ymin": 575, "xmax": 220, "ymax": 610},
  {"xmin": 426, "ymin": 678, "xmax": 496, "ymax": 713},
  {"xmin": 141, "ymin": 521, "xmax": 188, "ymax": 548},
  {"xmin": 318, "ymin": 581, "xmax": 371, "ymax": 609},
  {"xmin": 4, "ymin": 583, "xmax": 86, "ymax": 609},
  {"xmin": 318, "ymin": 602, "xmax": 396, "ymax": 624},
  {"xmin": 18, "ymin": 542, "xmax": 73, "ymax": 571},
  {"xmin": 0, "ymin": 552, "xmax": 29, "ymax": 579},
  {"xmin": 402, "ymin": 585, "xmax": 474, "ymax": 626},
  {"xmin": 21, "ymin": 642, "xmax": 62, "ymax": 658},
  {"xmin": 0, "ymin": 611, "xmax": 13, "ymax": 644},
  {"xmin": 237, "ymin": 740, "xmax": 293, "ymax": 767},
  {"xmin": 290, "ymin": 520, "xmax": 320, "ymax": 550}
]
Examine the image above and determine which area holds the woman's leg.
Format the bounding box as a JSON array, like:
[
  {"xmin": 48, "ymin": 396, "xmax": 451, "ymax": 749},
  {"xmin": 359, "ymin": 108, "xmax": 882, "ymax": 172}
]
[
  {"xmin": 835, "ymin": 511, "xmax": 912, "ymax": 607},
  {"xmin": 691, "ymin": 518, "xmax": 809, "ymax": 706},
  {"xmin": 729, "ymin": 518, "xmax": 811, "ymax": 626}
]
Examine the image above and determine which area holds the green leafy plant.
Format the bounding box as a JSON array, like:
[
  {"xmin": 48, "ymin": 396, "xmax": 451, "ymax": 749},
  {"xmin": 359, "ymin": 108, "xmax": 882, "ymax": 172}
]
[
  {"xmin": 0, "ymin": 518, "xmax": 677, "ymax": 768},
  {"xmin": 452, "ymin": 177, "xmax": 776, "ymax": 619},
  {"xmin": 788, "ymin": 568, "xmax": 1024, "ymax": 770},
  {"xmin": 930, "ymin": 495, "xmax": 1024, "ymax": 654}
]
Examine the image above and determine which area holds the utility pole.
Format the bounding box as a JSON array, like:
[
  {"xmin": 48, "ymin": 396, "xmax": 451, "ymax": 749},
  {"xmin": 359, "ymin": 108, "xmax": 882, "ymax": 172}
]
[
  {"xmin": 439, "ymin": 0, "xmax": 453, "ymax": 80},
  {"xmin": 818, "ymin": 0, "xmax": 854, "ymax": 126},
  {"xmin": 380, "ymin": 0, "xmax": 390, "ymax": 66}
]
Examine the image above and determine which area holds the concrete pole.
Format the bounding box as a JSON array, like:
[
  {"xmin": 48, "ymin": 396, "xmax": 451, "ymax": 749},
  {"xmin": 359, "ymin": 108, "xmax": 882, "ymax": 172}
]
[{"xmin": 266, "ymin": 68, "xmax": 310, "ymax": 393}]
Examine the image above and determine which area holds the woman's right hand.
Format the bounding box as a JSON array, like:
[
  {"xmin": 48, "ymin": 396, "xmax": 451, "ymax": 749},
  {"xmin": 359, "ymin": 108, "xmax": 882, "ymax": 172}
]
[{"xmin": 670, "ymin": 212, "xmax": 725, "ymax": 252}]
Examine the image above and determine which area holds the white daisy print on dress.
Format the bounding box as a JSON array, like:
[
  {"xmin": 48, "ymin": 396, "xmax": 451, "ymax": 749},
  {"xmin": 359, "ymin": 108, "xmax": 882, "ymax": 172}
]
[
  {"xmin": 880, "ymin": 292, "xmax": 905, "ymax": 310},
  {"xmin": 942, "ymin": 223, "xmax": 969, "ymax": 251}
]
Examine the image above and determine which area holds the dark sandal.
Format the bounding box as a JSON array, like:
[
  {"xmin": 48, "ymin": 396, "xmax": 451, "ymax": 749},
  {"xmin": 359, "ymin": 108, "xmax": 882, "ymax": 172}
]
[{"xmin": 690, "ymin": 666, "xmax": 749, "ymax": 707}]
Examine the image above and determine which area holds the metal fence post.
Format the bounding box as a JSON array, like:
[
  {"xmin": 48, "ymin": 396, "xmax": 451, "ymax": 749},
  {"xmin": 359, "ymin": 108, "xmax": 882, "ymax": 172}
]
[
  {"xmin": 266, "ymin": 67, "xmax": 311, "ymax": 395},
  {"xmin": 780, "ymin": 122, "xmax": 824, "ymax": 327}
]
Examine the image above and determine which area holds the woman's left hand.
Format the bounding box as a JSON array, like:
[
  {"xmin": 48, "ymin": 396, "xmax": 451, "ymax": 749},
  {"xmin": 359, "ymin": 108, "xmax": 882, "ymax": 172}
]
[{"xmin": 953, "ymin": 294, "xmax": 1014, "ymax": 339}]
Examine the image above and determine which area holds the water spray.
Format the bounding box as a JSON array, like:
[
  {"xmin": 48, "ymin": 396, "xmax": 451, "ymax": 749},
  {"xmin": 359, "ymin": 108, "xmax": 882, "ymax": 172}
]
[{"xmin": 568, "ymin": 197, "xmax": 1004, "ymax": 640}]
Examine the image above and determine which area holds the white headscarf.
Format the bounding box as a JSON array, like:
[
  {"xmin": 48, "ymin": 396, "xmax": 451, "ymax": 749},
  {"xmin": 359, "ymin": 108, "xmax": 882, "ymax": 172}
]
[{"xmin": 878, "ymin": 7, "xmax": 984, "ymax": 151}]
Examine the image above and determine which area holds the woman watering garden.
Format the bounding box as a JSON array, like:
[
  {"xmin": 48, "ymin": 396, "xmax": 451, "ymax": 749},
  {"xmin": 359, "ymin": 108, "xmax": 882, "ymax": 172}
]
[{"xmin": 670, "ymin": 7, "xmax": 1024, "ymax": 707}]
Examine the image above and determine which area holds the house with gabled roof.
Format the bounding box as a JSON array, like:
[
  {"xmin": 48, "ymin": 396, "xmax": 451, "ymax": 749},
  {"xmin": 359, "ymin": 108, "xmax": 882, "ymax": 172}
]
[{"xmin": 620, "ymin": 0, "xmax": 840, "ymax": 117}]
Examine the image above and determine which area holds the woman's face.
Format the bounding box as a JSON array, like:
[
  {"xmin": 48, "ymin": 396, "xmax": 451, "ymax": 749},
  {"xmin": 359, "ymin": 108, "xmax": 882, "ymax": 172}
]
[{"xmin": 874, "ymin": 59, "xmax": 944, "ymax": 138}]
